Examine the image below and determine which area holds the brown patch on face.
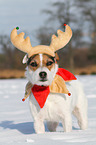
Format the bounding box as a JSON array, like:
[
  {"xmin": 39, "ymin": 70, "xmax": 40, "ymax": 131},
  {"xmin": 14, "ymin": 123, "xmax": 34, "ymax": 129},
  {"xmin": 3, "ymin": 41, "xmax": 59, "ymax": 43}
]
[
  {"xmin": 42, "ymin": 54, "xmax": 55, "ymax": 71},
  {"xmin": 28, "ymin": 54, "xmax": 40, "ymax": 71},
  {"xmin": 28, "ymin": 54, "xmax": 55, "ymax": 71}
]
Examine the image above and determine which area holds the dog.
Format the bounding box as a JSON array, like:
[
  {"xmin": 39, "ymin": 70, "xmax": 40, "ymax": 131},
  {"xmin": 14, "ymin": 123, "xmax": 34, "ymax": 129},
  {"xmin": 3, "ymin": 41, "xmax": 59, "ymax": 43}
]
[
  {"xmin": 24, "ymin": 53, "xmax": 88, "ymax": 133},
  {"xmin": 10, "ymin": 24, "xmax": 88, "ymax": 134}
]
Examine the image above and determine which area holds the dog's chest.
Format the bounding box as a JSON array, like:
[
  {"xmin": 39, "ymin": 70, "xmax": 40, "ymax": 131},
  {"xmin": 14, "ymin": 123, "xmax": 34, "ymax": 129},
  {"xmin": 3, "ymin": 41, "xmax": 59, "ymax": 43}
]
[{"xmin": 29, "ymin": 92, "xmax": 71, "ymax": 121}]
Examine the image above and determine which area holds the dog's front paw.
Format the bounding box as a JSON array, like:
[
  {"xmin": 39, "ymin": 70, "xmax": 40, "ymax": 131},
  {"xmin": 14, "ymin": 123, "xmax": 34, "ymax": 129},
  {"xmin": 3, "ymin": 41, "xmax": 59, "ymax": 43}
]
[
  {"xmin": 64, "ymin": 126, "xmax": 72, "ymax": 132},
  {"xmin": 34, "ymin": 121, "xmax": 45, "ymax": 134},
  {"xmin": 36, "ymin": 130, "xmax": 45, "ymax": 134}
]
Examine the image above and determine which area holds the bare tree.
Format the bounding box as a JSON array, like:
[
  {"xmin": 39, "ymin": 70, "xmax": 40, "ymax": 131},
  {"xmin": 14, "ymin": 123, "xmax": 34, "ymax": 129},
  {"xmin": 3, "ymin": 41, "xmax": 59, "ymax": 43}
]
[
  {"xmin": 0, "ymin": 35, "xmax": 25, "ymax": 69},
  {"xmin": 36, "ymin": 0, "xmax": 91, "ymax": 72}
]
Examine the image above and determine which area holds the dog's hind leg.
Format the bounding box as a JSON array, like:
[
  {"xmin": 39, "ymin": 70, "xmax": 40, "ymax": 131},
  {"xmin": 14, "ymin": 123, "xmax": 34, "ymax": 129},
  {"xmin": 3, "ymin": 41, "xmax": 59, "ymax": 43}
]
[
  {"xmin": 47, "ymin": 121, "xmax": 58, "ymax": 132},
  {"xmin": 72, "ymin": 106, "xmax": 88, "ymax": 130},
  {"xmin": 72, "ymin": 81, "xmax": 88, "ymax": 130}
]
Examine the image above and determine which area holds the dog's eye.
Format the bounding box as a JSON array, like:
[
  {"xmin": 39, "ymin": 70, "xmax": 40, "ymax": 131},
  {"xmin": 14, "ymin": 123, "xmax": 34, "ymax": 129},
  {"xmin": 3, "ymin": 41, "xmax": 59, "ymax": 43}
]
[
  {"xmin": 30, "ymin": 62, "xmax": 38, "ymax": 67},
  {"xmin": 46, "ymin": 61, "xmax": 53, "ymax": 66}
]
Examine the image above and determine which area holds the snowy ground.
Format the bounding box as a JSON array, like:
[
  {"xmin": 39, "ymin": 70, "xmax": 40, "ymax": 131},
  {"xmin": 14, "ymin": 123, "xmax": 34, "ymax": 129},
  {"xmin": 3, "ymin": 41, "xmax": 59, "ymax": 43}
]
[{"xmin": 0, "ymin": 75, "xmax": 96, "ymax": 145}]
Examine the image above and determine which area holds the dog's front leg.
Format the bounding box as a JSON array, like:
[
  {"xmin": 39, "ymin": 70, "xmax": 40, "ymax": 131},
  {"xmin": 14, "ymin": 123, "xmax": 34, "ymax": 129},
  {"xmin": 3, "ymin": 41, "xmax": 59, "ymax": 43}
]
[{"xmin": 34, "ymin": 119, "xmax": 45, "ymax": 134}]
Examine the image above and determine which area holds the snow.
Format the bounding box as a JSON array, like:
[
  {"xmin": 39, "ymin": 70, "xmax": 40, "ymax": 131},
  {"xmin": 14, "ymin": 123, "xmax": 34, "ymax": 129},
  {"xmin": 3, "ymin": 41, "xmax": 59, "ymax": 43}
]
[{"xmin": 0, "ymin": 75, "xmax": 96, "ymax": 145}]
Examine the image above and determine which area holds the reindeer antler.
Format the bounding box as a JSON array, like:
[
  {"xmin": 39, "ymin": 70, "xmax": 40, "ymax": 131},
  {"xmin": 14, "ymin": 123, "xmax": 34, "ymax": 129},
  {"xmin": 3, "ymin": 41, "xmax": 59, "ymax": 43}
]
[
  {"xmin": 50, "ymin": 25, "xmax": 72, "ymax": 52},
  {"xmin": 10, "ymin": 27, "xmax": 33, "ymax": 55},
  {"xmin": 10, "ymin": 25, "xmax": 72, "ymax": 58}
]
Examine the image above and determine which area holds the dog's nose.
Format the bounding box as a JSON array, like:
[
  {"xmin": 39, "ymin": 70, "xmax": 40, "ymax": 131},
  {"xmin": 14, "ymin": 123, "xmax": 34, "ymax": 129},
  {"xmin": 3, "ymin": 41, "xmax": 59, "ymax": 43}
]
[{"xmin": 39, "ymin": 71, "xmax": 47, "ymax": 79}]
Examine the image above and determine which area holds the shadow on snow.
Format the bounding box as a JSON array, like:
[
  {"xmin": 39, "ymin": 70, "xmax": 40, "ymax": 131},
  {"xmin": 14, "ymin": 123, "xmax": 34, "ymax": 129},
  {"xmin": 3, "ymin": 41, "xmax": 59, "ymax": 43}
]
[{"xmin": 0, "ymin": 120, "xmax": 79, "ymax": 134}]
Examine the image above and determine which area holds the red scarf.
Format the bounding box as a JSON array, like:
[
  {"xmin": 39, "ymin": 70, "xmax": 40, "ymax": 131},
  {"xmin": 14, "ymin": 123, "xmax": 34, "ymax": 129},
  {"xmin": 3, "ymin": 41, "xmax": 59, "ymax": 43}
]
[
  {"xmin": 31, "ymin": 85, "xmax": 50, "ymax": 108},
  {"xmin": 31, "ymin": 68, "xmax": 77, "ymax": 108}
]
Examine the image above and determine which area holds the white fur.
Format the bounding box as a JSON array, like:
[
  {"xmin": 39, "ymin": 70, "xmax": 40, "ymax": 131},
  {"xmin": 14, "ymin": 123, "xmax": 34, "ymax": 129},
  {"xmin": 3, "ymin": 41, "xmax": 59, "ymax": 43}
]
[
  {"xmin": 39, "ymin": 54, "xmax": 43, "ymax": 66},
  {"xmin": 29, "ymin": 80, "xmax": 88, "ymax": 133},
  {"xmin": 25, "ymin": 64, "xmax": 58, "ymax": 86},
  {"xmin": 26, "ymin": 55, "xmax": 88, "ymax": 134}
]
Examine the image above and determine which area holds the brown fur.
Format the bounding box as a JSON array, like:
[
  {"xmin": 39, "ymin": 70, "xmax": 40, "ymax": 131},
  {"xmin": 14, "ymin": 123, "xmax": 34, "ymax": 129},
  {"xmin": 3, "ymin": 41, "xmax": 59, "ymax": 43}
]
[
  {"xmin": 29, "ymin": 54, "xmax": 55, "ymax": 71},
  {"xmin": 29, "ymin": 54, "xmax": 40, "ymax": 71}
]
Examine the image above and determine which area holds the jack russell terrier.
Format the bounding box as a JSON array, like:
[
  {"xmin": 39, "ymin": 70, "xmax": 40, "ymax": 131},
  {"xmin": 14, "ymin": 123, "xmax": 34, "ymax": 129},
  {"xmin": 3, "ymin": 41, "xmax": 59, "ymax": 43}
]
[{"xmin": 10, "ymin": 24, "xmax": 88, "ymax": 134}]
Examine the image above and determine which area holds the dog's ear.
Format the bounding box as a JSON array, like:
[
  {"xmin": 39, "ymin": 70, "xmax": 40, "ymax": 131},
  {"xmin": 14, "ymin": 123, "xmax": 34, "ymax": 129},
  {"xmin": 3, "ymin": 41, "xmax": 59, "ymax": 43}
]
[
  {"xmin": 22, "ymin": 54, "xmax": 28, "ymax": 64},
  {"xmin": 50, "ymin": 25, "xmax": 72, "ymax": 52},
  {"xmin": 55, "ymin": 52, "xmax": 59, "ymax": 61}
]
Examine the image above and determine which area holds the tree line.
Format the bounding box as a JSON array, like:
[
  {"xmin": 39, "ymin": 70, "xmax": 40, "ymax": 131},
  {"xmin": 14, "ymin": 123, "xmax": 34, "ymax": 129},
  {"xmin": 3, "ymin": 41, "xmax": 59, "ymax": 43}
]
[
  {"xmin": 0, "ymin": 0, "xmax": 96, "ymax": 72},
  {"xmin": 36, "ymin": 0, "xmax": 96, "ymax": 72}
]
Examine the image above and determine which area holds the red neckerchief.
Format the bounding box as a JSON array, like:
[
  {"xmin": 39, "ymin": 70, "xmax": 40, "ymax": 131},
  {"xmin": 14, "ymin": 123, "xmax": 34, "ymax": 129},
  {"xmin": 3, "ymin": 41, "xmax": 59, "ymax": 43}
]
[
  {"xmin": 31, "ymin": 85, "xmax": 50, "ymax": 108},
  {"xmin": 31, "ymin": 68, "xmax": 77, "ymax": 108}
]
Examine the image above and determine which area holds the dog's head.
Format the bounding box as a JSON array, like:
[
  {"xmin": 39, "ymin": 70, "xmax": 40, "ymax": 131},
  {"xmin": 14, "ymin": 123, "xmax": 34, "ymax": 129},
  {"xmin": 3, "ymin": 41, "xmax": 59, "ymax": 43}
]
[
  {"xmin": 10, "ymin": 24, "xmax": 72, "ymax": 86},
  {"xmin": 25, "ymin": 53, "xmax": 58, "ymax": 86}
]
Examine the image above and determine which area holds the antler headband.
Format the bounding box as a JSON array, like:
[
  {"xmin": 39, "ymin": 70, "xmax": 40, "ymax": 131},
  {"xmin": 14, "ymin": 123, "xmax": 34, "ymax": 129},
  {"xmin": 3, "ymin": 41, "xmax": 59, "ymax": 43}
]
[{"xmin": 10, "ymin": 24, "xmax": 72, "ymax": 57}]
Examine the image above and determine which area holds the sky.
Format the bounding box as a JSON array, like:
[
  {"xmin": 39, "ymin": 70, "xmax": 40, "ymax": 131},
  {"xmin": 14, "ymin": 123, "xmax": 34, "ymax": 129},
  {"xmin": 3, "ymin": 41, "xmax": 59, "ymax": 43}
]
[
  {"xmin": 0, "ymin": 0, "xmax": 55, "ymax": 46},
  {"xmin": 0, "ymin": 0, "xmax": 94, "ymax": 48}
]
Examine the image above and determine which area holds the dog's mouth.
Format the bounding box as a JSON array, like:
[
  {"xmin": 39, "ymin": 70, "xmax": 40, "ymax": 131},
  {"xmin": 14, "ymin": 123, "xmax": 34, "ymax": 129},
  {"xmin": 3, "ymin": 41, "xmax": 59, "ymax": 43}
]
[{"xmin": 39, "ymin": 79, "xmax": 48, "ymax": 82}]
